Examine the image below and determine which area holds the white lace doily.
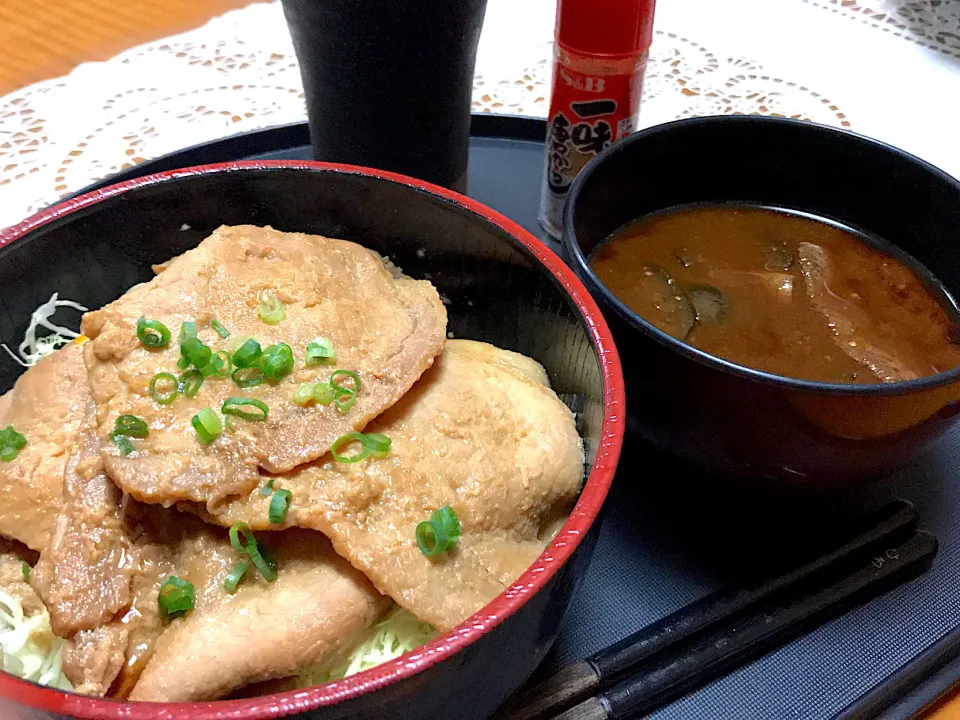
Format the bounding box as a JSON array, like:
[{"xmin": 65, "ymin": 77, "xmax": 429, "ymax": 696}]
[
  {"xmin": 1, "ymin": 0, "xmax": 959, "ymax": 229},
  {"xmin": 805, "ymin": 0, "xmax": 960, "ymax": 56}
]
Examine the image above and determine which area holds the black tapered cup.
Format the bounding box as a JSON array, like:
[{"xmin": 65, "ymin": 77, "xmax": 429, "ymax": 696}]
[{"xmin": 281, "ymin": 0, "xmax": 488, "ymax": 192}]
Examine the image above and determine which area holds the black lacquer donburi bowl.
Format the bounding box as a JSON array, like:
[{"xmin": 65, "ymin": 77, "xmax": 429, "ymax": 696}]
[
  {"xmin": 563, "ymin": 115, "xmax": 960, "ymax": 487},
  {"xmin": 0, "ymin": 162, "xmax": 624, "ymax": 719}
]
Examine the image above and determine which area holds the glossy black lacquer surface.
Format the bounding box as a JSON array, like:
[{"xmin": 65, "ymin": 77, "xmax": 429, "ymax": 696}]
[
  {"xmin": 564, "ymin": 116, "xmax": 960, "ymax": 486},
  {"xmin": 0, "ymin": 166, "xmax": 610, "ymax": 719},
  {"xmin": 280, "ymin": 0, "xmax": 487, "ymax": 190}
]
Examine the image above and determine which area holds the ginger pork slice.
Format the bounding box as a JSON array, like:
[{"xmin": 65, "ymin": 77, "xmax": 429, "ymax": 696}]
[
  {"xmin": 0, "ymin": 342, "xmax": 87, "ymax": 551},
  {"xmin": 31, "ymin": 418, "xmax": 135, "ymax": 640},
  {"xmin": 80, "ymin": 225, "xmax": 447, "ymax": 507},
  {"xmin": 200, "ymin": 340, "xmax": 585, "ymax": 632},
  {"xmin": 34, "ymin": 404, "xmax": 387, "ymax": 700},
  {"xmin": 32, "ymin": 405, "xmax": 173, "ymax": 697},
  {"xmin": 54, "ymin": 519, "xmax": 387, "ymax": 701},
  {"xmin": 128, "ymin": 529, "xmax": 388, "ymax": 703}
]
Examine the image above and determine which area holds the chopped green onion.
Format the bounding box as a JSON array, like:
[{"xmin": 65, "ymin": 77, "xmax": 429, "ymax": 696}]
[
  {"xmin": 179, "ymin": 321, "xmax": 198, "ymax": 344},
  {"xmin": 257, "ymin": 291, "xmax": 285, "ymax": 325},
  {"xmin": 415, "ymin": 506, "xmax": 461, "ymax": 556},
  {"xmin": 330, "ymin": 432, "xmax": 370, "ymax": 464},
  {"xmin": 232, "ymin": 366, "xmax": 265, "ymax": 388},
  {"xmin": 223, "ymin": 561, "xmax": 249, "ymax": 594},
  {"xmin": 268, "ymin": 488, "xmax": 292, "ymax": 524},
  {"xmin": 0, "ymin": 427, "xmax": 27, "ymax": 449},
  {"xmin": 180, "ymin": 337, "xmax": 212, "ymax": 371},
  {"xmin": 330, "ymin": 369, "xmax": 361, "ymax": 395},
  {"xmin": 294, "ymin": 382, "xmax": 317, "ymax": 406},
  {"xmin": 363, "ymin": 432, "xmax": 392, "ymax": 459},
  {"xmin": 222, "ymin": 397, "xmax": 268, "ymax": 422},
  {"xmin": 229, "ymin": 522, "xmax": 257, "ymax": 554},
  {"xmin": 334, "ymin": 392, "xmax": 357, "ymax": 414},
  {"xmin": 249, "ymin": 542, "xmax": 278, "ymax": 583},
  {"xmin": 330, "ymin": 370, "xmax": 360, "ymax": 414},
  {"xmin": 178, "ymin": 369, "xmax": 204, "ymax": 398},
  {"xmin": 115, "ymin": 415, "xmax": 148, "ymax": 438},
  {"xmin": 228, "ymin": 522, "xmax": 278, "ymax": 582},
  {"xmin": 232, "ymin": 339, "xmax": 262, "ymax": 368},
  {"xmin": 158, "ymin": 576, "xmax": 195, "ymax": 619},
  {"xmin": 192, "ymin": 407, "xmax": 222, "ymax": 445},
  {"xmin": 314, "ymin": 382, "xmax": 335, "ymax": 405},
  {"xmin": 225, "ymin": 417, "xmax": 236, "ymax": 434},
  {"xmin": 305, "ymin": 337, "xmax": 336, "ymax": 365},
  {"xmin": 178, "ymin": 321, "xmax": 213, "ymax": 372},
  {"xmin": 202, "ymin": 350, "xmax": 232, "ymax": 378},
  {"xmin": 21, "ymin": 562, "xmax": 30, "ymax": 582},
  {"xmin": 0, "ymin": 426, "xmax": 27, "ymax": 462},
  {"xmin": 149, "ymin": 372, "xmax": 179, "ymax": 405},
  {"xmin": 112, "ymin": 433, "xmax": 134, "ymax": 455},
  {"xmin": 110, "ymin": 415, "xmax": 149, "ymax": 455},
  {"xmin": 294, "ymin": 382, "xmax": 335, "ymax": 407},
  {"xmin": 214, "ymin": 351, "xmax": 232, "ymax": 373},
  {"xmin": 260, "ymin": 479, "xmax": 275, "ymax": 497},
  {"xmin": 111, "ymin": 413, "xmax": 148, "ymax": 456},
  {"xmin": 329, "ymin": 432, "xmax": 392, "ymax": 464},
  {"xmin": 175, "ymin": 322, "xmax": 213, "ymax": 371},
  {"xmin": 431, "ymin": 506, "xmax": 461, "ymax": 541},
  {"xmin": 210, "ymin": 318, "xmax": 230, "ymax": 339},
  {"xmin": 259, "ymin": 343, "xmax": 294, "ymax": 381},
  {"xmin": 415, "ymin": 520, "xmax": 451, "ymax": 557},
  {"xmin": 136, "ymin": 316, "xmax": 171, "ymax": 348}
]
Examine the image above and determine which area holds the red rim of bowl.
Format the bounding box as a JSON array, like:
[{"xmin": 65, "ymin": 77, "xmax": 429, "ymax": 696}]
[{"xmin": 0, "ymin": 160, "xmax": 626, "ymax": 719}]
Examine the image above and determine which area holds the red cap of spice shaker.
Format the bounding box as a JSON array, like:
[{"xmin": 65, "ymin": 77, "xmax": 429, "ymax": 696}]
[{"xmin": 555, "ymin": 0, "xmax": 657, "ymax": 58}]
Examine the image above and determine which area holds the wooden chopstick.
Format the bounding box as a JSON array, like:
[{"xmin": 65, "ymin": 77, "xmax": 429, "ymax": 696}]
[
  {"xmin": 552, "ymin": 529, "xmax": 937, "ymax": 720},
  {"xmin": 502, "ymin": 500, "xmax": 918, "ymax": 720}
]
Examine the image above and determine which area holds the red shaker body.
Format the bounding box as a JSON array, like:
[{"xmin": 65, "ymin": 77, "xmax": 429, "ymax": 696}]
[{"xmin": 539, "ymin": 0, "xmax": 657, "ymax": 239}]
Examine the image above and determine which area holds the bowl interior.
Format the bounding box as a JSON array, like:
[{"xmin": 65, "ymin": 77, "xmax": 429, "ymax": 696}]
[{"xmin": 0, "ymin": 163, "xmax": 618, "ymax": 717}]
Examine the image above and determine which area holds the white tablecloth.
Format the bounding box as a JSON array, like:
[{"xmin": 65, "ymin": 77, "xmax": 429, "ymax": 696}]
[{"xmin": 0, "ymin": 0, "xmax": 958, "ymax": 230}]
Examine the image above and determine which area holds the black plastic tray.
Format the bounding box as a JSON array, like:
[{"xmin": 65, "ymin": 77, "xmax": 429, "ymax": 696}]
[{"xmin": 70, "ymin": 114, "xmax": 960, "ymax": 719}]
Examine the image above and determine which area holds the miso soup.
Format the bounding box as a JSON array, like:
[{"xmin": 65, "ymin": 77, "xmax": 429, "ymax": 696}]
[{"xmin": 590, "ymin": 204, "xmax": 960, "ymax": 384}]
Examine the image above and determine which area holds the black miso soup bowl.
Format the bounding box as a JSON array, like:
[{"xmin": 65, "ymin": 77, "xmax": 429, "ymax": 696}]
[
  {"xmin": 563, "ymin": 115, "xmax": 960, "ymax": 487},
  {"xmin": 0, "ymin": 162, "xmax": 624, "ymax": 719}
]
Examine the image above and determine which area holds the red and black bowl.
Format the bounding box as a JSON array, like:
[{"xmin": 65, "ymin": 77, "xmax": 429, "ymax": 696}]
[{"xmin": 0, "ymin": 162, "xmax": 624, "ymax": 719}]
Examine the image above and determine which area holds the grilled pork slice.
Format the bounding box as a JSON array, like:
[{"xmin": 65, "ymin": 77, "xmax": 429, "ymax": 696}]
[{"xmin": 81, "ymin": 224, "xmax": 447, "ymax": 508}]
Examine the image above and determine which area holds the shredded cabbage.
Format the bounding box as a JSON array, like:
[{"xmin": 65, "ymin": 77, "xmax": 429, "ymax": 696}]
[
  {"xmin": 301, "ymin": 606, "xmax": 436, "ymax": 685},
  {"xmin": 0, "ymin": 588, "xmax": 71, "ymax": 690},
  {"xmin": 1, "ymin": 293, "xmax": 87, "ymax": 368}
]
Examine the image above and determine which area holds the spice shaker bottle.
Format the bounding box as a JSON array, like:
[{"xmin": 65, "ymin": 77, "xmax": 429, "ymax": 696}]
[{"xmin": 540, "ymin": 0, "xmax": 657, "ymax": 239}]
